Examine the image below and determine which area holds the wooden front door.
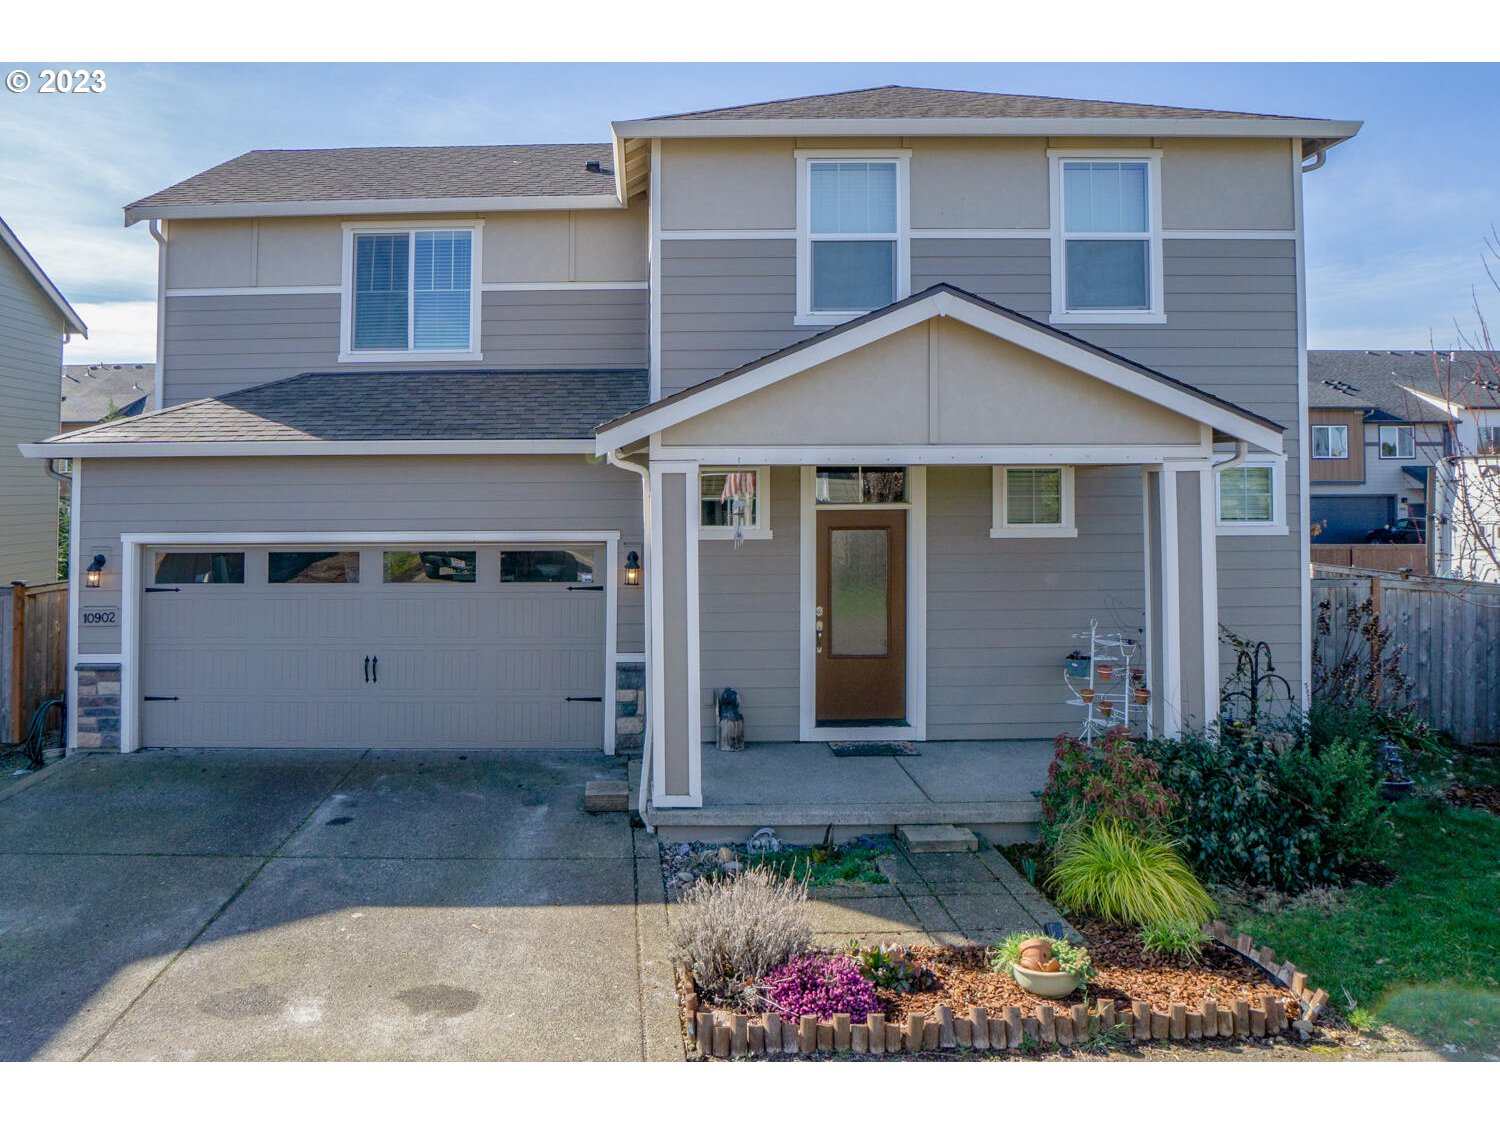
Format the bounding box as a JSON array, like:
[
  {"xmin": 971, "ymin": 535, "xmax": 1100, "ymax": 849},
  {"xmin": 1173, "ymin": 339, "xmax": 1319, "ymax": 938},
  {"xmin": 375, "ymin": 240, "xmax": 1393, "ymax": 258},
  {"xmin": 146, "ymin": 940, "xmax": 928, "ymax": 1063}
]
[{"xmin": 815, "ymin": 508, "xmax": 907, "ymax": 723}]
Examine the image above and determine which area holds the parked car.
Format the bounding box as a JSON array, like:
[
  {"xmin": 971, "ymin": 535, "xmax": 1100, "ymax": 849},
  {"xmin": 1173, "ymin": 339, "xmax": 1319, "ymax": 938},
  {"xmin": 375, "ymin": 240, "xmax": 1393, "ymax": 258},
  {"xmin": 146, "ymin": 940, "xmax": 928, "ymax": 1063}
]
[{"xmin": 1365, "ymin": 517, "xmax": 1426, "ymax": 544}]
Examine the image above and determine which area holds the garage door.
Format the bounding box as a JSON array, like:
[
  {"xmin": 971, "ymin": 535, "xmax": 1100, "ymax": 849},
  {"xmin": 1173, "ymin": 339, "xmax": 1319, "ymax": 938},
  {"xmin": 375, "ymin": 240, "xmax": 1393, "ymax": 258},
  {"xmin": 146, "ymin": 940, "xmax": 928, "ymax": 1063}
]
[
  {"xmin": 139, "ymin": 544, "xmax": 606, "ymax": 749},
  {"xmin": 1311, "ymin": 495, "xmax": 1396, "ymax": 545}
]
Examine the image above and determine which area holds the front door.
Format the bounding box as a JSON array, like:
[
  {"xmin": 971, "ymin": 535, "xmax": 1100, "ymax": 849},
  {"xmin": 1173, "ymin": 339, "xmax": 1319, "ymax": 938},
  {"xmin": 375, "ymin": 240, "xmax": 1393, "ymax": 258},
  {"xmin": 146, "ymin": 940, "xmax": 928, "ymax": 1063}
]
[{"xmin": 815, "ymin": 509, "xmax": 907, "ymax": 723}]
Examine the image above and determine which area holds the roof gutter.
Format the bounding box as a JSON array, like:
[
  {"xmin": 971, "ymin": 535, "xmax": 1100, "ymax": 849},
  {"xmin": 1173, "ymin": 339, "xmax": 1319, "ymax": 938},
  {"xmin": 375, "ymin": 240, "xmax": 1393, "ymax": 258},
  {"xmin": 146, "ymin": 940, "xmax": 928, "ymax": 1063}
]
[{"xmin": 124, "ymin": 193, "xmax": 625, "ymax": 226}]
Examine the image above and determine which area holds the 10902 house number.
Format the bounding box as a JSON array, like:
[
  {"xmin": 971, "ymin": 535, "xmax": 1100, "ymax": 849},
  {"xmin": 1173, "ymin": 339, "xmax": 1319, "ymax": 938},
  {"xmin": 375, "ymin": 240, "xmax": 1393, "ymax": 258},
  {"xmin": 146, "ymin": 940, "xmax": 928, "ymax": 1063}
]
[{"xmin": 81, "ymin": 608, "xmax": 118, "ymax": 626}]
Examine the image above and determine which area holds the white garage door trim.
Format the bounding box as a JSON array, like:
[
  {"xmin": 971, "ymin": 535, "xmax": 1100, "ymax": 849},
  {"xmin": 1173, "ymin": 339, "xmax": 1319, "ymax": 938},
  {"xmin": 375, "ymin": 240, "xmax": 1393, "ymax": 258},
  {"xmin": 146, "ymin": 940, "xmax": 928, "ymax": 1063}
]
[{"xmin": 120, "ymin": 530, "xmax": 621, "ymax": 755}]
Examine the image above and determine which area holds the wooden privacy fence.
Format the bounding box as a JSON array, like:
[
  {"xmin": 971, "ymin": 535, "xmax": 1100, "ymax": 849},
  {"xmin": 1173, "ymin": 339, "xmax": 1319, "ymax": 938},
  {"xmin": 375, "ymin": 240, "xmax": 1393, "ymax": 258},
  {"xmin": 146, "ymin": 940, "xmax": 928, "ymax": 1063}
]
[
  {"xmin": 0, "ymin": 581, "xmax": 68, "ymax": 745},
  {"xmin": 1309, "ymin": 544, "xmax": 1427, "ymax": 574},
  {"xmin": 1312, "ymin": 565, "xmax": 1500, "ymax": 745}
]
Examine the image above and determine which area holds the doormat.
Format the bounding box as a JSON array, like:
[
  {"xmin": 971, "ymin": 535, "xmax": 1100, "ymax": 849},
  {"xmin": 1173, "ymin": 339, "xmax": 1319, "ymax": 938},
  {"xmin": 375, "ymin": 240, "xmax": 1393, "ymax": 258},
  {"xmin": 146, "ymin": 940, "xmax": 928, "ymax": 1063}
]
[{"xmin": 829, "ymin": 741, "xmax": 918, "ymax": 757}]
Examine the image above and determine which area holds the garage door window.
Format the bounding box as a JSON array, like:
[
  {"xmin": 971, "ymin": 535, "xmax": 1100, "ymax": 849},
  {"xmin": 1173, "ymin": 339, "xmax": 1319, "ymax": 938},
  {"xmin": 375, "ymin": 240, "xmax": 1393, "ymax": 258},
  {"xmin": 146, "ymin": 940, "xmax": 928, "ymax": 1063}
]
[
  {"xmin": 269, "ymin": 551, "xmax": 361, "ymax": 584},
  {"xmin": 382, "ymin": 550, "xmax": 477, "ymax": 583},
  {"xmin": 501, "ymin": 548, "xmax": 596, "ymax": 583},
  {"xmin": 154, "ymin": 551, "xmax": 245, "ymax": 584}
]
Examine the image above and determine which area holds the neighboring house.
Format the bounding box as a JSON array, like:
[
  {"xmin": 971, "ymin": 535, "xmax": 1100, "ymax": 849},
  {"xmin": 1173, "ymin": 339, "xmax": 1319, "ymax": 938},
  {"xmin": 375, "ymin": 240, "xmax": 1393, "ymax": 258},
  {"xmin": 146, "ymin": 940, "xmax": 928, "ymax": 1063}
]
[
  {"xmin": 61, "ymin": 363, "xmax": 153, "ymax": 432},
  {"xmin": 23, "ymin": 85, "xmax": 1360, "ymax": 831},
  {"xmin": 1306, "ymin": 351, "xmax": 1450, "ymax": 543},
  {"xmin": 1, "ymin": 215, "xmax": 87, "ymax": 585}
]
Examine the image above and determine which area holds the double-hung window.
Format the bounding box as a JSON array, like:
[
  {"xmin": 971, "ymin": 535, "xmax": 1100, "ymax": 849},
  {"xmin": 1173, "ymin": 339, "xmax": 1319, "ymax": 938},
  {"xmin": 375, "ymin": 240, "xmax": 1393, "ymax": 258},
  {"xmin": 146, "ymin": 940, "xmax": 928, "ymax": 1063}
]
[
  {"xmin": 1311, "ymin": 424, "xmax": 1349, "ymax": 460},
  {"xmin": 342, "ymin": 223, "xmax": 481, "ymax": 360},
  {"xmin": 1216, "ymin": 456, "xmax": 1286, "ymax": 535},
  {"xmin": 990, "ymin": 466, "xmax": 1077, "ymax": 538},
  {"xmin": 1378, "ymin": 425, "xmax": 1415, "ymax": 460},
  {"xmin": 798, "ymin": 155, "xmax": 907, "ymax": 325},
  {"xmin": 1050, "ymin": 153, "xmax": 1163, "ymax": 324}
]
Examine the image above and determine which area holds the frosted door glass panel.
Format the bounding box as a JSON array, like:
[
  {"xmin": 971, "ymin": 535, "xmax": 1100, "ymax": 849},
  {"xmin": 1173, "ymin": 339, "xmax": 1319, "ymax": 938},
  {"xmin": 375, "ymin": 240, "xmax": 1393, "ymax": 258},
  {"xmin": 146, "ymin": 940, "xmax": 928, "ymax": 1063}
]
[{"xmin": 830, "ymin": 529, "xmax": 889, "ymax": 657}]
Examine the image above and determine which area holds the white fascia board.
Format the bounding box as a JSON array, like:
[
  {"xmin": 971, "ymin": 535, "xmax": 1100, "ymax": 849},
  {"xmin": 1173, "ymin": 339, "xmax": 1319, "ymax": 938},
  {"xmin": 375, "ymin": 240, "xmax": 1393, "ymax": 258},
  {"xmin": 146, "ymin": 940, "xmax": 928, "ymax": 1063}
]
[
  {"xmin": 595, "ymin": 289, "xmax": 1283, "ymax": 454},
  {"xmin": 21, "ymin": 439, "xmax": 595, "ymax": 459},
  {"xmin": 124, "ymin": 194, "xmax": 625, "ymax": 226},
  {"xmin": 1401, "ymin": 385, "xmax": 1465, "ymax": 418},
  {"xmin": 0, "ymin": 215, "xmax": 88, "ymax": 336},
  {"xmin": 611, "ymin": 116, "xmax": 1363, "ymax": 142}
]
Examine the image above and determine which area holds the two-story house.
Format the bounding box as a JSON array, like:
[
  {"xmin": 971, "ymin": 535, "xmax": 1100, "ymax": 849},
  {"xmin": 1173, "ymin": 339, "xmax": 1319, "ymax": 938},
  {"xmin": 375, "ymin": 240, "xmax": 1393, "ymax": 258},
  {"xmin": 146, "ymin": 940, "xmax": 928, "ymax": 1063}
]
[
  {"xmin": 24, "ymin": 86, "xmax": 1359, "ymax": 836},
  {"xmin": 2, "ymin": 214, "xmax": 86, "ymax": 585},
  {"xmin": 1305, "ymin": 350, "xmax": 1449, "ymax": 543}
]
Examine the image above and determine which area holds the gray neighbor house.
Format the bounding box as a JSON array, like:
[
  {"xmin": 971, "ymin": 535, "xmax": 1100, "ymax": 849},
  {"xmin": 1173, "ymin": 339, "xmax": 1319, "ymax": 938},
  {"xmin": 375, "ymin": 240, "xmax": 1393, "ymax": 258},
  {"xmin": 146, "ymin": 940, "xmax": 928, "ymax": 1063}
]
[{"xmin": 23, "ymin": 86, "xmax": 1361, "ymax": 838}]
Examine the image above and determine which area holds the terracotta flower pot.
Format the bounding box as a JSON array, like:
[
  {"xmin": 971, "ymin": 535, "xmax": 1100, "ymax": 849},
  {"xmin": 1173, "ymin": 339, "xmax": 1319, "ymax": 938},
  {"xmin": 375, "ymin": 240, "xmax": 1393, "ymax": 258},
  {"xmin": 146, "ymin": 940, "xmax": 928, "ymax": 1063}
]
[
  {"xmin": 1133, "ymin": 687, "xmax": 1150, "ymax": 704},
  {"xmin": 1097, "ymin": 663, "xmax": 1115, "ymax": 682},
  {"xmin": 1080, "ymin": 688, "xmax": 1095, "ymax": 703},
  {"xmin": 1099, "ymin": 700, "xmax": 1114, "ymax": 718}
]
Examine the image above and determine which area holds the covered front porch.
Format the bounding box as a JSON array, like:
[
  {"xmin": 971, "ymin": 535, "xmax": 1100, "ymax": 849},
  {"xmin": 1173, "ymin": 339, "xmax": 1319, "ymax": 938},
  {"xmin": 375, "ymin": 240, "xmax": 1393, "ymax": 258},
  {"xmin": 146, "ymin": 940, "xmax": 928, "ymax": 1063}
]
[
  {"xmin": 597, "ymin": 286, "xmax": 1285, "ymax": 829},
  {"xmin": 630, "ymin": 739, "xmax": 1052, "ymax": 844}
]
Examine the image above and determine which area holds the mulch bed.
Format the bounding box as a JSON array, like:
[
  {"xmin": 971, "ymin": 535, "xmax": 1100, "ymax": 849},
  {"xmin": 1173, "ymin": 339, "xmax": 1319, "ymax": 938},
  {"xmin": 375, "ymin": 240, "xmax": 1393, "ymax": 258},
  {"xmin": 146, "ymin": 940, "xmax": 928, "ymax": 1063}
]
[
  {"xmin": 874, "ymin": 922, "xmax": 1300, "ymax": 1024},
  {"xmin": 1448, "ymin": 783, "xmax": 1500, "ymax": 816}
]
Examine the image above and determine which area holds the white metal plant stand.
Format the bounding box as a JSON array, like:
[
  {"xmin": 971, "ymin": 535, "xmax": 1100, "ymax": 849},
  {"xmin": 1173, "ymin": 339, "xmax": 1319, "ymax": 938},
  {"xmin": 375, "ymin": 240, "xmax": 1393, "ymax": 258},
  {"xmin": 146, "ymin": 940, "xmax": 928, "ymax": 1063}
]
[{"xmin": 1063, "ymin": 620, "xmax": 1149, "ymax": 742}]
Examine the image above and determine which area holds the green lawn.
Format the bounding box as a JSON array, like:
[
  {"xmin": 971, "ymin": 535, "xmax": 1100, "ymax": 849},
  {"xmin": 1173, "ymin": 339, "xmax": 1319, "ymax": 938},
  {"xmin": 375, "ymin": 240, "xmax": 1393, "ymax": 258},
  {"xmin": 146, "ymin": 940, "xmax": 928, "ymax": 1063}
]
[{"xmin": 1227, "ymin": 795, "xmax": 1500, "ymax": 1052}]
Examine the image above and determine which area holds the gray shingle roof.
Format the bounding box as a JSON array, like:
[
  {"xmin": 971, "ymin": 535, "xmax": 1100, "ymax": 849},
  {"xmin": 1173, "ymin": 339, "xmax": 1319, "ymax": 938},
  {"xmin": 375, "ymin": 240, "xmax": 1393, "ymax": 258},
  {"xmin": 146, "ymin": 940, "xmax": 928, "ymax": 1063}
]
[
  {"xmin": 127, "ymin": 144, "xmax": 615, "ymax": 212},
  {"xmin": 638, "ymin": 84, "xmax": 1314, "ymax": 123},
  {"xmin": 61, "ymin": 363, "xmax": 153, "ymax": 425},
  {"xmin": 47, "ymin": 369, "xmax": 647, "ymax": 445},
  {"xmin": 1308, "ymin": 350, "xmax": 1468, "ymax": 424}
]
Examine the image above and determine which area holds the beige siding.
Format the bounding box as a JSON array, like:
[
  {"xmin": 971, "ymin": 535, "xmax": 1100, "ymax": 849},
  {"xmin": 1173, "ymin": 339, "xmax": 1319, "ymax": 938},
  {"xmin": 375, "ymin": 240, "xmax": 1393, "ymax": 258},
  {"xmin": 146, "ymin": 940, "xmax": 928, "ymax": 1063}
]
[
  {"xmin": 1159, "ymin": 139, "xmax": 1294, "ymax": 231},
  {"xmin": 659, "ymin": 139, "xmax": 796, "ymax": 231},
  {"xmin": 0, "ymin": 244, "xmax": 64, "ymax": 584},
  {"xmin": 661, "ymin": 318, "xmax": 1202, "ymax": 449},
  {"xmin": 73, "ymin": 455, "xmax": 645, "ymax": 656},
  {"xmin": 166, "ymin": 207, "xmax": 648, "ymax": 290},
  {"xmin": 161, "ymin": 288, "xmax": 647, "ymax": 403},
  {"xmin": 908, "ymin": 137, "xmax": 1049, "ymax": 229}
]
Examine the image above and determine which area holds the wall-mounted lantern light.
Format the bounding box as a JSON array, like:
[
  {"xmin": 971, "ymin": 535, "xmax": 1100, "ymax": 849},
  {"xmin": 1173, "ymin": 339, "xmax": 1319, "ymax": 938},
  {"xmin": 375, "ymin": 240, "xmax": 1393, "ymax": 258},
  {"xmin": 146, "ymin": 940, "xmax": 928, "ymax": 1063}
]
[
  {"xmin": 86, "ymin": 554, "xmax": 107, "ymax": 588},
  {"xmin": 623, "ymin": 550, "xmax": 641, "ymax": 587}
]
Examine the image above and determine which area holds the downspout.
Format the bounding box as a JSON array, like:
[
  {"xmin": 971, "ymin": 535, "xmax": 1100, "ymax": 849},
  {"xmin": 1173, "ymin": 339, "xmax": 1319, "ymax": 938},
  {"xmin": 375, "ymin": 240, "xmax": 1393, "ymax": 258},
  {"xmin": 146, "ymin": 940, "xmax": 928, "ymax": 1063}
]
[
  {"xmin": 1300, "ymin": 148, "xmax": 1326, "ymax": 174},
  {"xmin": 606, "ymin": 447, "xmax": 654, "ymax": 832},
  {"xmin": 1213, "ymin": 439, "xmax": 1250, "ymax": 472},
  {"xmin": 148, "ymin": 220, "xmax": 167, "ymax": 409},
  {"xmin": 43, "ymin": 458, "xmax": 71, "ymax": 490}
]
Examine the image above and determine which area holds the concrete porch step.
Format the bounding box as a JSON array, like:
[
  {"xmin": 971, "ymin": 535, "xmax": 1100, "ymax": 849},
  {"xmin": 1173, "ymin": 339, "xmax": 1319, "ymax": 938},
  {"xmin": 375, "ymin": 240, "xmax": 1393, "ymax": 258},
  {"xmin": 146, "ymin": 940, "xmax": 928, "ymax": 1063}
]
[{"xmin": 897, "ymin": 824, "xmax": 979, "ymax": 853}]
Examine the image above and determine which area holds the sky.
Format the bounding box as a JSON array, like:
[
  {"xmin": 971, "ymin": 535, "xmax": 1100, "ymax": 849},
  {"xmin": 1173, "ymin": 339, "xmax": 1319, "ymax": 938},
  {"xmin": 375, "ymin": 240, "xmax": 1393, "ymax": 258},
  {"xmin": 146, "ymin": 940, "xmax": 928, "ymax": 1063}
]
[{"xmin": 1, "ymin": 61, "xmax": 1496, "ymax": 363}]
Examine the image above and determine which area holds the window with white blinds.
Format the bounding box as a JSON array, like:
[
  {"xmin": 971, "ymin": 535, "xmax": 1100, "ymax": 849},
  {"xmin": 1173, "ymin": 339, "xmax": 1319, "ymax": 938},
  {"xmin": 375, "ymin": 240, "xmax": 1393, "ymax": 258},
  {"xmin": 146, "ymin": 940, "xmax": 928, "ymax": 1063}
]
[{"xmin": 348, "ymin": 226, "xmax": 477, "ymax": 356}]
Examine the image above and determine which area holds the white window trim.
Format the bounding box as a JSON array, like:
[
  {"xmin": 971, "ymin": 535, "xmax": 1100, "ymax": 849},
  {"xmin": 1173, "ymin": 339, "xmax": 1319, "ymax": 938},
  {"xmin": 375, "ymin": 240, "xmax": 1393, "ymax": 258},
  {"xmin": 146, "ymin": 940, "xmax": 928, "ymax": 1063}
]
[
  {"xmin": 795, "ymin": 150, "xmax": 911, "ymax": 328},
  {"xmin": 990, "ymin": 465, "xmax": 1078, "ymax": 538},
  {"xmin": 697, "ymin": 465, "xmax": 773, "ymax": 540},
  {"xmin": 1215, "ymin": 454, "xmax": 1287, "ymax": 535},
  {"xmin": 1311, "ymin": 423, "xmax": 1350, "ymax": 460},
  {"xmin": 1048, "ymin": 149, "xmax": 1165, "ymax": 326},
  {"xmin": 339, "ymin": 219, "xmax": 484, "ymax": 363},
  {"xmin": 1378, "ymin": 424, "xmax": 1415, "ymax": 460}
]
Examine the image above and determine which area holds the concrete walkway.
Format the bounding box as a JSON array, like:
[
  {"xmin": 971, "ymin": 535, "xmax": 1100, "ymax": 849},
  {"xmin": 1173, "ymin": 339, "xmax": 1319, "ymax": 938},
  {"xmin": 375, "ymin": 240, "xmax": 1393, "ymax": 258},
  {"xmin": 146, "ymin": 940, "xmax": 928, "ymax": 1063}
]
[
  {"xmin": 0, "ymin": 748, "xmax": 682, "ymax": 1061},
  {"xmin": 805, "ymin": 845, "xmax": 1077, "ymax": 949}
]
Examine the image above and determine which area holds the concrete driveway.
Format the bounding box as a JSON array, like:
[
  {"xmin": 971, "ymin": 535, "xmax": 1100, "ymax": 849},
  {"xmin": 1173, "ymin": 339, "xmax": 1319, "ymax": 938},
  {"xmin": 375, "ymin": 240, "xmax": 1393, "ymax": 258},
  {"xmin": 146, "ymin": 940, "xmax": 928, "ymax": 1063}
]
[{"xmin": 0, "ymin": 749, "xmax": 682, "ymax": 1061}]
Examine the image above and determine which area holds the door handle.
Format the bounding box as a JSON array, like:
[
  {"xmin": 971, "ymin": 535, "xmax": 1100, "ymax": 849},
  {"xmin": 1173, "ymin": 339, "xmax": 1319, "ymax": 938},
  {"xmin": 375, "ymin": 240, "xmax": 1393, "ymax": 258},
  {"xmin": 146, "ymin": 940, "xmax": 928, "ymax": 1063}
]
[
  {"xmin": 364, "ymin": 655, "xmax": 370, "ymax": 683},
  {"xmin": 371, "ymin": 654, "xmax": 378, "ymax": 683},
  {"xmin": 815, "ymin": 615, "xmax": 824, "ymax": 654}
]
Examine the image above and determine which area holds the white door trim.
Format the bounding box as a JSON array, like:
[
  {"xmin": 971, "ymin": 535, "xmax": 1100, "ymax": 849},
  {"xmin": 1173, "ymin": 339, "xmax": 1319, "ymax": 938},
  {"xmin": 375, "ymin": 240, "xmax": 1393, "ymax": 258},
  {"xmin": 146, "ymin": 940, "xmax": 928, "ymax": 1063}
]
[
  {"xmin": 798, "ymin": 466, "xmax": 927, "ymax": 742},
  {"xmin": 119, "ymin": 530, "xmax": 621, "ymax": 756}
]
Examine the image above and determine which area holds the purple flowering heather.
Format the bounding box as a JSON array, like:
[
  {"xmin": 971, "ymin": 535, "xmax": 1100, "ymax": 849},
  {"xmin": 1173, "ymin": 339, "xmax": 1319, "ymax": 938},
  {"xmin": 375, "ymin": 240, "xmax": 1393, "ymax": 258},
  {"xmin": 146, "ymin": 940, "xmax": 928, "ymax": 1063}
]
[{"xmin": 762, "ymin": 954, "xmax": 881, "ymax": 1022}]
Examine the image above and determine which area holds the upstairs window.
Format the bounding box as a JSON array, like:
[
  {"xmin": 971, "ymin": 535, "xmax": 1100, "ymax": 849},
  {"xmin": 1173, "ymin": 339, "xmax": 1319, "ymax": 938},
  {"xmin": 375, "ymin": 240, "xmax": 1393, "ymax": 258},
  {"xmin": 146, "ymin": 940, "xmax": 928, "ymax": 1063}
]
[
  {"xmin": 1311, "ymin": 424, "xmax": 1350, "ymax": 460},
  {"xmin": 798, "ymin": 155, "xmax": 908, "ymax": 324},
  {"xmin": 342, "ymin": 224, "xmax": 480, "ymax": 359},
  {"xmin": 1050, "ymin": 154, "xmax": 1163, "ymax": 324},
  {"xmin": 1378, "ymin": 424, "xmax": 1415, "ymax": 459}
]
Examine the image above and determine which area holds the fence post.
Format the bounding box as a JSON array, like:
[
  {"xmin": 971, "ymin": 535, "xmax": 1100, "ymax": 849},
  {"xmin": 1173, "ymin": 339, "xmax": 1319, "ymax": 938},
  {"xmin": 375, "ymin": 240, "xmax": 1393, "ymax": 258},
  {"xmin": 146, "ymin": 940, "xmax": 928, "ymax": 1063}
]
[
  {"xmin": 8, "ymin": 581, "xmax": 25, "ymax": 744},
  {"xmin": 1368, "ymin": 573, "xmax": 1382, "ymax": 706}
]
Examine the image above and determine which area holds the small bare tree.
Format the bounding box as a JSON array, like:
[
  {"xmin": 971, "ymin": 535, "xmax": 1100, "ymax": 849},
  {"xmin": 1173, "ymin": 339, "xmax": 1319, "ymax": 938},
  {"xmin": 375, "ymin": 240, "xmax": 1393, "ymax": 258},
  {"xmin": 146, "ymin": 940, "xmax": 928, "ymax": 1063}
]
[{"xmin": 1415, "ymin": 228, "xmax": 1500, "ymax": 583}]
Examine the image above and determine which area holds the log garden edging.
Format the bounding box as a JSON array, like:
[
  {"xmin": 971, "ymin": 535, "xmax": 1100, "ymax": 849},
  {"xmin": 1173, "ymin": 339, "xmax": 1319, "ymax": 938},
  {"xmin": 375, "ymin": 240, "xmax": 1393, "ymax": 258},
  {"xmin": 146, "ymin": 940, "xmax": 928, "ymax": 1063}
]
[{"xmin": 681, "ymin": 920, "xmax": 1330, "ymax": 1059}]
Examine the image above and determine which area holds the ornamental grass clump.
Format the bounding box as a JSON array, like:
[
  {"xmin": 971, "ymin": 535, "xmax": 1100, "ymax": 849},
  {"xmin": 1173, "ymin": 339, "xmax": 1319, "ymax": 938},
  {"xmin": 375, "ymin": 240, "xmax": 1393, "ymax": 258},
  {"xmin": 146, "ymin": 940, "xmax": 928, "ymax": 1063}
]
[
  {"xmin": 762, "ymin": 954, "xmax": 881, "ymax": 1022},
  {"xmin": 1046, "ymin": 818, "xmax": 1214, "ymax": 929},
  {"xmin": 1138, "ymin": 918, "xmax": 1209, "ymax": 963},
  {"xmin": 671, "ymin": 867, "xmax": 812, "ymax": 1006}
]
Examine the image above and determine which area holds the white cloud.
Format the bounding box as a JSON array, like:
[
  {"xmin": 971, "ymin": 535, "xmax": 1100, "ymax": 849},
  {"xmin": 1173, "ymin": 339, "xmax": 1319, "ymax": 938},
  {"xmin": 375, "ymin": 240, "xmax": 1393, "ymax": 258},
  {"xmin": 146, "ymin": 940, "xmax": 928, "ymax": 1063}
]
[{"xmin": 64, "ymin": 301, "xmax": 157, "ymax": 363}]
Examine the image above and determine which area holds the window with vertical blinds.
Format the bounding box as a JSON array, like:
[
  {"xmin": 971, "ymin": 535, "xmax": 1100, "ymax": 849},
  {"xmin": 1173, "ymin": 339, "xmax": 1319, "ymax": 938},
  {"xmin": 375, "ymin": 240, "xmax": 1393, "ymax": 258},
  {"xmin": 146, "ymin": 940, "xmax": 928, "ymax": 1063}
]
[
  {"xmin": 807, "ymin": 160, "xmax": 899, "ymax": 314},
  {"xmin": 350, "ymin": 228, "xmax": 474, "ymax": 353}
]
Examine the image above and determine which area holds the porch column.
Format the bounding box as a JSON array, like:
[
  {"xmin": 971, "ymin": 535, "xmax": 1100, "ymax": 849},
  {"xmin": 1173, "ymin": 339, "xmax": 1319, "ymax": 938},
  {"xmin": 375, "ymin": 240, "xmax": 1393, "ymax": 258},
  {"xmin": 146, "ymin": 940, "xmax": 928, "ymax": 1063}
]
[
  {"xmin": 648, "ymin": 461, "xmax": 702, "ymax": 807},
  {"xmin": 1145, "ymin": 464, "xmax": 1219, "ymax": 736}
]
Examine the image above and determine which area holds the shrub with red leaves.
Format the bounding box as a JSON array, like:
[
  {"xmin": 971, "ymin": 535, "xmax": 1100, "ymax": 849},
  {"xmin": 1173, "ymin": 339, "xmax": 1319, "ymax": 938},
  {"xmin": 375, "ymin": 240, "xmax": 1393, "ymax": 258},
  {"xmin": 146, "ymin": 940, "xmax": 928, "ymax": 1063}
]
[
  {"xmin": 762, "ymin": 954, "xmax": 881, "ymax": 1022},
  {"xmin": 1040, "ymin": 728, "xmax": 1177, "ymax": 843}
]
